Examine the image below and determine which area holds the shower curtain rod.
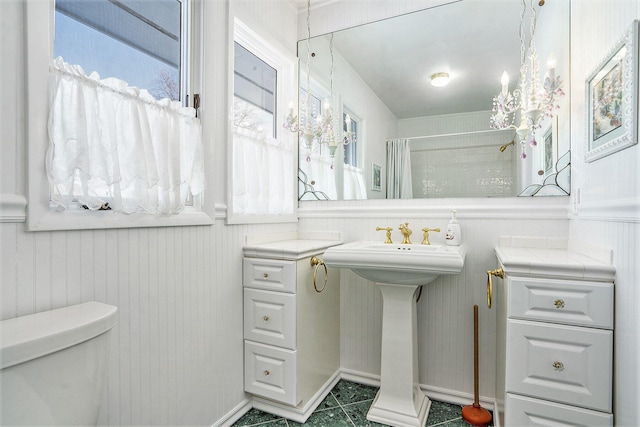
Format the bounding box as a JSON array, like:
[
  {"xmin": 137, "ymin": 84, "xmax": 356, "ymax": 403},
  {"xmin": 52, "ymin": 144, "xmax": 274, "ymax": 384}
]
[{"xmin": 392, "ymin": 128, "xmax": 516, "ymax": 142}]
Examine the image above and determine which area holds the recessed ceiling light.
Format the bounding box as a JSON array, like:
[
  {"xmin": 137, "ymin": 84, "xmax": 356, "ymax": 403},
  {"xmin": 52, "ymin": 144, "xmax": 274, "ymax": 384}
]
[{"xmin": 430, "ymin": 72, "xmax": 450, "ymax": 87}]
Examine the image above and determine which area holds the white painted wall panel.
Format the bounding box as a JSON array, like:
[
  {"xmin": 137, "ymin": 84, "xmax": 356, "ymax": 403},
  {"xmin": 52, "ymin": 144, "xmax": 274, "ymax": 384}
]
[
  {"xmin": 571, "ymin": 1, "xmax": 640, "ymax": 207},
  {"xmin": 569, "ymin": 2, "xmax": 640, "ymax": 425},
  {"xmin": 1, "ymin": 0, "xmax": 299, "ymax": 426},
  {"xmin": 299, "ymin": 203, "xmax": 569, "ymax": 400}
]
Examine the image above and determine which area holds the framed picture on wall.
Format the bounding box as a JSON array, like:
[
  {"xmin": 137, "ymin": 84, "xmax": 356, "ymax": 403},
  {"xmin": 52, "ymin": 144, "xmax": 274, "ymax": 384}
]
[
  {"xmin": 585, "ymin": 19, "xmax": 639, "ymax": 163},
  {"xmin": 372, "ymin": 163, "xmax": 381, "ymax": 192}
]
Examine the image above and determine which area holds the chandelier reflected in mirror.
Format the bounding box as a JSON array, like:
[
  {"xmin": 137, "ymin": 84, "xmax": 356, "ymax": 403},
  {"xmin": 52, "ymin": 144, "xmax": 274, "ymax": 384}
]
[
  {"xmin": 283, "ymin": 0, "xmax": 354, "ymax": 168},
  {"xmin": 490, "ymin": 0, "xmax": 564, "ymax": 159}
]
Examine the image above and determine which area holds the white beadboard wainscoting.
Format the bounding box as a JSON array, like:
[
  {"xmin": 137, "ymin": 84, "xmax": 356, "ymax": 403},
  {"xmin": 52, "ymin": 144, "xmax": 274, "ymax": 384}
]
[
  {"xmin": 569, "ymin": 220, "xmax": 639, "ymax": 427},
  {"xmin": 569, "ymin": 2, "xmax": 640, "ymax": 425},
  {"xmin": 0, "ymin": 219, "xmax": 297, "ymax": 426},
  {"xmin": 299, "ymin": 197, "xmax": 570, "ymax": 403}
]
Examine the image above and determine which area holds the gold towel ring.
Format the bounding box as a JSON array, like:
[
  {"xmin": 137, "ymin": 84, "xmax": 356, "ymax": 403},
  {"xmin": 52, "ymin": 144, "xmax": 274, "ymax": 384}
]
[
  {"xmin": 310, "ymin": 256, "xmax": 328, "ymax": 293},
  {"xmin": 486, "ymin": 268, "xmax": 504, "ymax": 309}
]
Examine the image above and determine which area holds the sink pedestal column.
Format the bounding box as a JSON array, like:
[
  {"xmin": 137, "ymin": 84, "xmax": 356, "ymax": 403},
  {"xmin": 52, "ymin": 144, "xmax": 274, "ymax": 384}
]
[{"xmin": 367, "ymin": 283, "xmax": 431, "ymax": 427}]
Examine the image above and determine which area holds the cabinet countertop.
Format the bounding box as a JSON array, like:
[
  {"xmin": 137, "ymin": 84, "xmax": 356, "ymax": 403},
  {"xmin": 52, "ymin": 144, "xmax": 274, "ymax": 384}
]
[
  {"xmin": 243, "ymin": 239, "xmax": 343, "ymax": 261},
  {"xmin": 495, "ymin": 245, "xmax": 615, "ymax": 282}
]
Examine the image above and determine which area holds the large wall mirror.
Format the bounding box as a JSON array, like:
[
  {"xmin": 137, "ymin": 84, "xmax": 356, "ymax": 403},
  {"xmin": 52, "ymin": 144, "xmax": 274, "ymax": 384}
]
[{"xmin": 296, "ymin": 0, "xmax": 570, "ymax": 201}]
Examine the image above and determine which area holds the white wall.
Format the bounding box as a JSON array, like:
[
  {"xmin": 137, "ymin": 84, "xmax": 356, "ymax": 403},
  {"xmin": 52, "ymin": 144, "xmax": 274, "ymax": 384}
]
[
  {"xmin": 298, "ymin": 198, "xmax": 569, "ymax": 402},
  {"xmin": 2, "ymin": 1, "xmax": 638, "ymax": 425},
  {"xmin": 0, "ymin": 0, "xmax": 298, "ymax": 425},
  {"xmin": 568, "ymin": 2, "xmax": 640, "ymax": 426}
]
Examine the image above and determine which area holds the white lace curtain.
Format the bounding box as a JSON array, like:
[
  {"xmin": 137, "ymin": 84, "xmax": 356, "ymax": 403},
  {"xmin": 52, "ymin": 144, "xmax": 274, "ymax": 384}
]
[
  {"xmin": 299, "ymin": 154, "xmax": 337, "ymax": 200},
  {"xmin": 47, "ymin": 57, "xmax": 205, "ymax": 214},
  {"xmin": 298, "ymin": 154, "xmax": 366, "ymax": 200},
  {"xmin": 232, "ymin": 126, "xmax": 294, "ymax": 215},
  {"xmin": 386, "ymin": 138, "xmax": 413, "ymax": 199},
  {"xmin": 344, "ymin": 164, "xmax": 366, "ymax": 200}
]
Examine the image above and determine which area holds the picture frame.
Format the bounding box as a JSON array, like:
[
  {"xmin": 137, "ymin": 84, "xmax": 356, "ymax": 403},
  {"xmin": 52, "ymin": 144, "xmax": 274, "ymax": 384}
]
[
  {"xmin": 585, "ymin": 20, "xmax": 639, "ymax": 163},
  {"xmin": 371, "ymin": 163, "xmax": 381, "ymax": 192}
]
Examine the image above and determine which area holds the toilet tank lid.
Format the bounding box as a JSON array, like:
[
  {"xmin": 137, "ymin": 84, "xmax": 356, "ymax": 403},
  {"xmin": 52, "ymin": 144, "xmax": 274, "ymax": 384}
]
[{"xmin": 0, "ymin": 302, "xmax": 118, "ymax": 369}]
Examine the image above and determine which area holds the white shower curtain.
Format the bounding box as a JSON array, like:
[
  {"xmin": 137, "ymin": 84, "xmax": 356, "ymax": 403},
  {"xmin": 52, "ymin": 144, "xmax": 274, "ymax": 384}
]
[{"xmin": 386, "ymin": 139, "xmax": 413, "ymax": 199}]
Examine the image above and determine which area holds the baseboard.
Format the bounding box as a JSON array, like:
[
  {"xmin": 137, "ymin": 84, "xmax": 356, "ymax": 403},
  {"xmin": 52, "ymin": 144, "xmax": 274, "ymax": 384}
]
[
  {"xmin": 215, "ymin": 369, "xmax": 497, "ymax": 426},
  {"xmin": 341, "ymin": 368, "xmax": 496, "ymax": 411},
  {"xmin": 252, "ymin": 370, "xmax": 341, "ymax": 423},
  {"xmin": 211, "ymin": 398, "xmax": 252, "ymax": 427}
]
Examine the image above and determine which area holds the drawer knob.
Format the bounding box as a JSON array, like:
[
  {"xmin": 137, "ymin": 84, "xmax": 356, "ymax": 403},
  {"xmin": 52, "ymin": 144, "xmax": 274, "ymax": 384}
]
[
  {"xmin": 554, "ymin": 299, "xmax": 565, "ymax": 309},
  {"xmin": 263, "ymin": 273, "xmax": 269, "ymax": 279},
  {"xmin": 263, "ymin": 316, "xmax": 269, "ymax": 322},
  {"xmin": 552, "ymin": 361, "xmax": 564, "ymax": 371},
  {"xmin": 263, "ymin": 370, "xmax": 270, "ymax": 376}
]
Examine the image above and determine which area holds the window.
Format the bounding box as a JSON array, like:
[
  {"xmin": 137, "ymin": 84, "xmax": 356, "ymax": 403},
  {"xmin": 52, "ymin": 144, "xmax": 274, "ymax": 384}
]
[
  {"xmin": 233, "ymin": 42, "xmax": 277, "ymax": 137},
  {"xmin": 343, "ymin": 110, "xmax": 359, "ymax": 167},
  {"xmin": 227, "ymin": 18, "xmax": 297, "ymax": 224},
  {"xmin": 25, "ymin": 0, "xmax": 211, "ymax": 230},
  {"xmin": 54, "ymin": 0, "xmax": 188, "ymax": 103}
]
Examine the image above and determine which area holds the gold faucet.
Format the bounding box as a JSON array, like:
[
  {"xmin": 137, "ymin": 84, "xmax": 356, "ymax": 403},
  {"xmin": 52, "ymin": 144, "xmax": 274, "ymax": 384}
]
[
  {"xmin": 398, "ymin": 222, "xmax": 412, "ymax": 244},
  {"xmin": 376, "ymin": 227, "xmax": 393, "ymax": 243},
  {"xmin": 421, "ymin": 227, "xmax": 441, "ymax": 245}
]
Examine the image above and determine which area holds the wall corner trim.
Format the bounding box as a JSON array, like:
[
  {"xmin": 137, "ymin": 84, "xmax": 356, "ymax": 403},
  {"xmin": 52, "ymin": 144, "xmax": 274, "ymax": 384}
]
[{"xmin": 0, "ymin": 194, "xmax": 27, "ymax": 223}]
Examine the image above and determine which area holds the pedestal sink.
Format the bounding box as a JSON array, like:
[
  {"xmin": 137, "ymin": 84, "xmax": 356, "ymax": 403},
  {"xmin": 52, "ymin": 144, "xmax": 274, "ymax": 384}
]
[{"xmin": 323, "ymin": 242, "xmax": 466, "ymax": 427}]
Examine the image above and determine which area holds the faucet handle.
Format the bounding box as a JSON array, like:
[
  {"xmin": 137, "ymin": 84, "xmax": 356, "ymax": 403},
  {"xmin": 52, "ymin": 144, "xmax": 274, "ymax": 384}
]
[
  {"xmin": 421, "ymin": 227, "xmax": 441, "ymax": 245},
  {"xmin": 375, "ymin": 227, "xmax": 393, "ymax": 244}
]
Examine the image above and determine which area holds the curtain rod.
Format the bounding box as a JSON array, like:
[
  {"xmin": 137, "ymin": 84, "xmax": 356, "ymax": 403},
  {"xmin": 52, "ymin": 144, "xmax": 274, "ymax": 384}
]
[{"xmin": 392, "ymin": 128, "xmax": 516, "ymax": 142}]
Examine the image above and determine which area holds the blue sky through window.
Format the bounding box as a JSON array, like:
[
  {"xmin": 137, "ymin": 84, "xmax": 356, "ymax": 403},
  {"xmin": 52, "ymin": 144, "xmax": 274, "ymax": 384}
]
[{"xmin": 54, "ymin": 9, "xmax": 180, "ymax": 100}]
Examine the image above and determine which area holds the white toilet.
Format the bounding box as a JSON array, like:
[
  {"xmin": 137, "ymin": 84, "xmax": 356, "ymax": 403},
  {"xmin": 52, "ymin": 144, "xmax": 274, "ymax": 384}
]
[{"xmin": 0, "ymin": 301, "xmax": 118, "ymax": 426}]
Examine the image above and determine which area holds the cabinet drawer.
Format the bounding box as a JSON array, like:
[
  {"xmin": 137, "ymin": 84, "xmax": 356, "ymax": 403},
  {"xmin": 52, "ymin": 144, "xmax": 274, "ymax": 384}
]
[
  {"xmin": 508, "ymin": 277, "xmax": 613, "ymax": 329},
  {"xmin": 244, "ymin": 288, "xmax": 296, "ymax": 349},
  {"xmin": 506, "ymin": 393, "xmax": 613, "ymax": 426},
  {"xmin": 244, "ymin": 341, "xmax": 298, "ymax": 405},
  {"xmin": 507, "ymin": 319, "xmax": 612, "ymax": 412},
  {"xmin": 243, "ymin": 258, "xmax": 296, "ymax": 293}
]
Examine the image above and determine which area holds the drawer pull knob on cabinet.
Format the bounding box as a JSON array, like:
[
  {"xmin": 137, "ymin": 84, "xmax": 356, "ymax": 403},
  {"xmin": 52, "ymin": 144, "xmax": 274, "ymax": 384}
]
[
  {"xmin": 263, "ymin": 370, "xmax": 270, "ymax": 376},
  {"xmin": 554, "ymin": 299, "xmax": 565, "ymax": 309},
  {"xmin": 263, "ymin": 273, "xmax": 269, "ymax": 279},
  {"xmin": 263, "ymin": 316, "xmax": 269, "ymax": 322},
  {"xmin": 553, "ymin": 361, "xmax": 565, "ymax": 371}
]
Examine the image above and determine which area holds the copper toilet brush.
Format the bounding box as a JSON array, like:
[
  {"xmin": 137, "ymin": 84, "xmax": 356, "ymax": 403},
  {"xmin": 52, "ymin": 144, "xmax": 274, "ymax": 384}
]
[{"xmin": 462, "ymin": 305, "xmax": 492, "ymax": 426}]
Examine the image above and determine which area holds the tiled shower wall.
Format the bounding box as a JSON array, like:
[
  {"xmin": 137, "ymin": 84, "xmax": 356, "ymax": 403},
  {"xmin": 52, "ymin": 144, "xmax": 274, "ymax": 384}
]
[
  {"xmin": 402, "ymin": 112, "xmax": 517, "ymax": 198},
  {"xmin": 410, "ymin": 139, "xmax": 517, "ymax": 198}
]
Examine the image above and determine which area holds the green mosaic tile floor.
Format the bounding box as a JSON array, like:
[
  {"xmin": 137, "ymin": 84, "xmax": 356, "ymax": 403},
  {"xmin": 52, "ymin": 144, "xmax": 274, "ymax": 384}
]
[{"xmin": 232, "ymin": 380, "xmax": 492, "ymax": 427}]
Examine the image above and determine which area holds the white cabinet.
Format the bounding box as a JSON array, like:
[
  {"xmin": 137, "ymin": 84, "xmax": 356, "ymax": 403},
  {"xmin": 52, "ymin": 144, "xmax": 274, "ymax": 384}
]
[
  {"xmin": 494, "ymin": 241, "xmax": 615, "ymax": 427},
  {"xmin": 242, "ymin": 239, "xmax": 340, "ymax": 422}
]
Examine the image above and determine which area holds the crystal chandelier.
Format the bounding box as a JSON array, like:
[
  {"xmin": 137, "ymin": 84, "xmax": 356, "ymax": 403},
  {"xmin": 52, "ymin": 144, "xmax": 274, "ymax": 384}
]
[
  {"xmin": 490, "ymin": 0, "xmax": 564, "ymax": 159},
  {"xmin": 283, "ymin": 0, "xmax": 355, "ymax": 167}
]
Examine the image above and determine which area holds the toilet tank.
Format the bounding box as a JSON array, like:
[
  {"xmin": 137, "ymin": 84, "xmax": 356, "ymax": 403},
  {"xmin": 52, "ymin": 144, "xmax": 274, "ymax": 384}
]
[{"xmin": 0, "ymin": 302, "xmax": 118, "ymax": 426}]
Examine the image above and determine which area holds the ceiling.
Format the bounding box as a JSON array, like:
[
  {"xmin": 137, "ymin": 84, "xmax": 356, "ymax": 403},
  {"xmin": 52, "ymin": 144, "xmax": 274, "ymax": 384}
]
[{"xmin": 301, "ymin": 0, "xmax": 527, "ymax": 119}]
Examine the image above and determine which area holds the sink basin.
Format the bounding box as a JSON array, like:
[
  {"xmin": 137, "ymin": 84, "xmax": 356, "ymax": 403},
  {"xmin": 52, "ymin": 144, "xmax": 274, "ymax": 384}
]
[
  {"xmin": 323, "ymin": 241, "xmax": 466, "ymax": 285},
  {"xmin": 323, "ymin": 241, "xmax": 467, "ymax": 427}
]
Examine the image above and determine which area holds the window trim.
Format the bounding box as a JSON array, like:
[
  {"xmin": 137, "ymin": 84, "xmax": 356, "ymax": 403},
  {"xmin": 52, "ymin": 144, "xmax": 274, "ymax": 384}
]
[
  {"xmin": 25, "ymin": 0, "xmax": 212, "ymax": 231},
  {"xmin": 226, "ymin": 16, "xmax": 298, "ymax": 225},
  {"xmin": 343, "ymin": 106, "xmax": 360, "ymax": 168}
]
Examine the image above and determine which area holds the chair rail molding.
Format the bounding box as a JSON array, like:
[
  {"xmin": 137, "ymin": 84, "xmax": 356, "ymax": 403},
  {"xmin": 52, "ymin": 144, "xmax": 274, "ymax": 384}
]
[
  {"xmin": 298, "ymin": 198, "xmax": 570, "ymax": 220},
  {"xmin": 0, "ymin": 194, "xmax": 27, "ymax": 223}
]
